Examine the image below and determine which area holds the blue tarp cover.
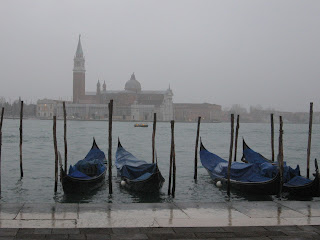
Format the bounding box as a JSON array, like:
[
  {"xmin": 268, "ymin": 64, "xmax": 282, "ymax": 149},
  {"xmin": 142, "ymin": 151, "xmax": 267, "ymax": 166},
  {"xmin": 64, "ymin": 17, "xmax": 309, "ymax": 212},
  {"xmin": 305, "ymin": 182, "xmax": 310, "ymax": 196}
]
[
  {"xmin": 116, "ymin": 145, "xmax": 157, "ymax": 182},
  {"xmin": 68, "ymin": 145, "xmax": 106, "ymax": 179},
  {"xmin": 284, "ymin": 175, "xmax": 312, "ymax": 187},
  {"xmin": 243, "ymin": 145, "xmax": 300, "ymax": 182},
  {"xmin": 200, "ymin": 147, "xmax": 274, "ymax": 182}
]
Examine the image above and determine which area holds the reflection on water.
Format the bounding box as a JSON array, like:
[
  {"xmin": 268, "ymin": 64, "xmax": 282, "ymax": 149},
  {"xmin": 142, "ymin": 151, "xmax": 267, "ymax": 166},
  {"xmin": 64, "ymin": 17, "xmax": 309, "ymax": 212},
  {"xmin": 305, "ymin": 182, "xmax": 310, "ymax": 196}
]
[{"xmin": 1, "ymin": 119, "xmax": 320, "ymax": 203}]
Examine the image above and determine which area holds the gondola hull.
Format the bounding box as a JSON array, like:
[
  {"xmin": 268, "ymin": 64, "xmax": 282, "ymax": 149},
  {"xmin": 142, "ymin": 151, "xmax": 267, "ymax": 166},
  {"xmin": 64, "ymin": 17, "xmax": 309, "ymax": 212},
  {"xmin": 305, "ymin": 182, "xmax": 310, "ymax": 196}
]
[
  {"xmin": 120, "ymin": 169, "xmax": 165, "ymax": 193},
  {"xmin": 243, "ymin": 139, "xmax": 320, "ymax": 197},
  {"xmin": 200, "ymin": 141, "xmax": 281, "ymax": 195},
  {"xmin": 206, "ymin": 169, "xmax": 280, "ymax": 195},
  {"xmin": 283, "ymin": 173, "xmax": 320, "ymax": 197},
  {"xmin": 116, "ymin": 140, "xmax": 165, "ymax": 193},
  {"xmin": 61, "ymin": 171, "xmax": 106, "ymax": 194},
  {"xmin": 59, "ymin": 138, "xmax": 107, "ymax": 194}
]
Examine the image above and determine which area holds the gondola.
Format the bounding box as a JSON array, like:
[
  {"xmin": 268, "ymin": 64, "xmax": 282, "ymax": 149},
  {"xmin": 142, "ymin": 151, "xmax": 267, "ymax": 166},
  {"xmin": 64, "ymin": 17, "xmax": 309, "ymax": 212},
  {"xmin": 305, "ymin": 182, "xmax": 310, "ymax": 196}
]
[
  {"xmin": 59, "ymin": 138, "xmax": 107, "ymax": 194},
  {"xmin": 115, "ymin": 139, "xmax": 165, "ymax": 192},
  {"xmin": 242, "ymin": 139, "xmax": 320, "ymax": 197},
  {"xmin": 200, "ymin": 141, "xmax": 280, "ymax": 195}
]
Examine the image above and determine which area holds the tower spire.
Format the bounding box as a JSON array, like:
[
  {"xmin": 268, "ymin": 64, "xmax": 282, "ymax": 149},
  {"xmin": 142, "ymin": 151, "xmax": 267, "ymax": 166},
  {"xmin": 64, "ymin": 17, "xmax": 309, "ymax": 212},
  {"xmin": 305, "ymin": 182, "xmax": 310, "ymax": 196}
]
[{"xmin": 75, "ymin": 34, "xmax": 83, "ymax": 58}]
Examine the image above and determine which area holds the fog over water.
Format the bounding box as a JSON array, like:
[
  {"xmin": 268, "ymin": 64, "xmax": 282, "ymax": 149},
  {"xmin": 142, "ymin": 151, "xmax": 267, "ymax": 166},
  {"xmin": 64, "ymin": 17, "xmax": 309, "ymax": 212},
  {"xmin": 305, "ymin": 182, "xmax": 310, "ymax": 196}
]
[{"xmin": 0, "ymin": 1, "xmax": 319, "ymax": 112}]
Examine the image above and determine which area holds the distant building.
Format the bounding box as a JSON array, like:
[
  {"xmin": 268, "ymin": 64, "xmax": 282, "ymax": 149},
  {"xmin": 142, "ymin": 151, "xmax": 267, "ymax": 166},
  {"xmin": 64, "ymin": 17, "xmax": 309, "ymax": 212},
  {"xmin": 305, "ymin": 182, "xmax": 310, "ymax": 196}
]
[{"xmin": 174, "ymin": 103, "xmax": 222, "ymax": 122}]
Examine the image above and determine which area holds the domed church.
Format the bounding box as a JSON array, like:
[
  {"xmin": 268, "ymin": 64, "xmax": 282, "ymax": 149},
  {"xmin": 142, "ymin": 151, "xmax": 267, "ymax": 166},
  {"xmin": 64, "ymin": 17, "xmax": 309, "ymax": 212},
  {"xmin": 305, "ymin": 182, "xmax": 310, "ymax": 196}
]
[{"xmin": 70, "ymin": 36, "xmax": 174, "ymax": 121}]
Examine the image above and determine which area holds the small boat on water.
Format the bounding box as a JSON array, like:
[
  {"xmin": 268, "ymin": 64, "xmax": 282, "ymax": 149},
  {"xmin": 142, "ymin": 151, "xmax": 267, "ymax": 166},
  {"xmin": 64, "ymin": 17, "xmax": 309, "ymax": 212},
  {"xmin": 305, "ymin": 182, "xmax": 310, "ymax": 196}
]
[
  {"xmin": 134, "ymin": 123, "xmax": 148, "ymax": 127},
  {"xmin": 115, "ymin": 139, "xmax": 165, "ymax": 192},
  {"xmin": 242, "ymin": 139, "xmax": 320, "ymax": 197},
  {"xmin": 59, "ymin": 138, "xmax": 107, "ymax": 194},
  {"xmin": 200, "ymin": 141, "xmax": 280, "ymax": 195}
]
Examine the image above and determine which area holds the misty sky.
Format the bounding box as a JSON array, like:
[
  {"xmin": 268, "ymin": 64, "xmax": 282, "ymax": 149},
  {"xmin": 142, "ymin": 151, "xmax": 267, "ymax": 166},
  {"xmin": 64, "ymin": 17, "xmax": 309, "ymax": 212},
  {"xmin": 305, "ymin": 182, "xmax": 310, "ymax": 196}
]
[{"xmin": 0, "ymin": 0, "xmax": 319, "ymax": 112}]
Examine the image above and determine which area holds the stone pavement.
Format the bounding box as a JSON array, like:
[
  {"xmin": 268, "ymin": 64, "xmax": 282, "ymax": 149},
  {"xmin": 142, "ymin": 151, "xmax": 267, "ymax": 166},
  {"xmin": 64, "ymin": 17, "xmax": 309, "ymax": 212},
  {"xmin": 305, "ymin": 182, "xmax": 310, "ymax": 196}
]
[
  {"xmin": 1, "ymin": 226, "xmax": 320, "ymax": 239},
  {"xmin": 0, "ymin": 200, "xmax": 320, "ymax": 239}
]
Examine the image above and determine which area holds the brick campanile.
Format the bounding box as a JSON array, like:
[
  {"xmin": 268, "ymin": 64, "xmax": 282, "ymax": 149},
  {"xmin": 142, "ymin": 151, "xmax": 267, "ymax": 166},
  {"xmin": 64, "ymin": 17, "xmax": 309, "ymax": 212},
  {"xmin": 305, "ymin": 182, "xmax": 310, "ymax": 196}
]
[{"xmin": 73, "ymin": 35, "xmax": 86, "ymax": 103}]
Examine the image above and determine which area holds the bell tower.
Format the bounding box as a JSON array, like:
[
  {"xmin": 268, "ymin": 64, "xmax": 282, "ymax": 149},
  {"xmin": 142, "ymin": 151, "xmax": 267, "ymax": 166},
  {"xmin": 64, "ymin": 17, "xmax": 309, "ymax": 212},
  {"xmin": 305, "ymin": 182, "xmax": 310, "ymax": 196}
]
[{"xmin": 73, "ymin": 35, "xmax": 86, "ymax": 103}]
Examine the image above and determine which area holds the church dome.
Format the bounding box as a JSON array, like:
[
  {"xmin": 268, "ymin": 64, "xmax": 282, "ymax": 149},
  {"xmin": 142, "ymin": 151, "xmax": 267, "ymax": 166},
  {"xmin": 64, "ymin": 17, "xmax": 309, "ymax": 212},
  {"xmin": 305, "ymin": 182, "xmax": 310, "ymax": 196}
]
[{"xmin": 125, "ymin": 73, "xmax": 141, "ymax": 92}]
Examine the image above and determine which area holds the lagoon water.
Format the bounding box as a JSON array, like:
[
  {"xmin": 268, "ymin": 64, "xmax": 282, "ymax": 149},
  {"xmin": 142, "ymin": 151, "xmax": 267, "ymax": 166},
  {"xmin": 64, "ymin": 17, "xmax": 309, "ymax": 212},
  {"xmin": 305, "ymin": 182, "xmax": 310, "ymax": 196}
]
[{"xmin": 1, "ymin": 119, "xmax": 320, "ymax": 203}]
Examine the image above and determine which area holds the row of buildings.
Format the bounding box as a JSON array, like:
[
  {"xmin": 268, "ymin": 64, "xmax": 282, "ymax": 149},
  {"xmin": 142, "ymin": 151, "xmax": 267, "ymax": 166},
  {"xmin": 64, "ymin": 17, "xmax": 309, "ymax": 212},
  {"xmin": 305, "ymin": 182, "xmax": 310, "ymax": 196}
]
[{"xmin": 37, "ymin": 36, "xmax": 222, "ymax": 122}]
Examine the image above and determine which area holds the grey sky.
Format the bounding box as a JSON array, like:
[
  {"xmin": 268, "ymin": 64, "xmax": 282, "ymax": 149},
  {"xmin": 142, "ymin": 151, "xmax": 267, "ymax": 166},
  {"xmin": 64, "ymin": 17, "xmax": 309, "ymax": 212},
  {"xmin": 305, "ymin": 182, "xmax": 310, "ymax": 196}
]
[{"xmin": 0, "ymin": 0, "xmax": 319, "ymax": 112}]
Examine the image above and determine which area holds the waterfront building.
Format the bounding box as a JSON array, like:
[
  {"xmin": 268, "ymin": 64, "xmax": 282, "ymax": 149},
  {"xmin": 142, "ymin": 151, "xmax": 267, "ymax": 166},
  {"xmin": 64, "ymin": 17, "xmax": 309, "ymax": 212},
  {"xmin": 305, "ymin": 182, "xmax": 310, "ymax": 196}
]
[
  {"xmin": 37, "ymin": 36, "xmax": 222, "ymax": 122},
  {"xmin": 173, "ymin": 103, "xmax": 222, "ymax": 122}
]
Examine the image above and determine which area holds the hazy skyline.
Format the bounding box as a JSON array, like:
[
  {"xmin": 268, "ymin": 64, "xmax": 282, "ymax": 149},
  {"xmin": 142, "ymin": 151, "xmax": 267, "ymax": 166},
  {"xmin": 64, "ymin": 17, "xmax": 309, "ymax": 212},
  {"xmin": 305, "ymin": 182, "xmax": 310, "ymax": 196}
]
[{"xmin": 0, "ymin": 0, "xmax": 319, "ymax": 112}]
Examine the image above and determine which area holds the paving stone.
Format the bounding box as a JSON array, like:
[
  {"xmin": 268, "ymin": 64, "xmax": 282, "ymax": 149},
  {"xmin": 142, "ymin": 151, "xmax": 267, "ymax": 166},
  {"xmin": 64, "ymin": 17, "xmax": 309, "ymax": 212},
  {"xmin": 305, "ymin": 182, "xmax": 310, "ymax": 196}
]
[
  {"xmin": 80, "ymin": 228, "xmax": 113, "ymax": 234},
  {"xmin": 173, "ymin": 227, "xmax": 225, "ymax": 233},
  {"xmin": 16, "ymin": 229, "xmax": 35, "ymax": 235},
  {"xmin": 147, "ymin": 233, "xmax": 196, "ymax": 239},
  {"xmin": 195, "ymin": 232, "xmax": 235, "ymax": 238},
  {"xmin": 45, "ymin": 234, "xmax": 68, "ymax": 240},
  {"xmin": 168, "ymin": 239, "xmax": 216, "ymax": 240},
  {"xmin": 68, "ymin": 234, "xmax": 87, "ymax": 240},
  {"xmin": 215, "ymin": 238, "xmax": 270, "ymax": 240},
  {"xmin": 298, "ymin": 225, "xmax": 320, "ymax": 234},
  {"xmin": 264, "ymin": 226, "xmax": 301, "ymax": 231},
  {"xmin": 0, "ymin": 237, "xmax": 15, "ymax": 240},
  {"xmin": 0, "ymin": 228, "xmax": 18, "ymax": 236},
  {"xmin": 281, "ymin": 230, "xmax": 319, "ymax": 238},
  {"xmin": 269, "ymin": 237, "xmax": 313, "ymax": 240},
  {"xmin": 86, "ymin": 233, "xmax": 111, "ymax": 240},
  {"xmin": 111, "ymin": 233, "xmax": 148, "ymax": 240},
  {"xmin": 33, "ymin": 228, "xmax": 52, "ymax": 234},
  {"xmin": 51, "ymin": 228, "xmax": 80, "ymax": 234},
  {"xmin": 140, "ymin": 228, "xmax": 175, "ymax": 234},
  {"xmin": 147, "ymin": 233, "xmax": 197, "ymax": 240},
  {"xmin": 222, "ymin": 226, "xmax": 268, "ymax": 232},
  {"xmin": 15, "ymin": 234, "xmax": 45, "ymax": 240},
  {"xmin": 232, "ymin": 231, "xmax": 263, "ymax": 237},
  {"xmin": 112, "ymin": 228, "xmax": 141, "ymax": 234},
  {"xmin": 263, "ymin": 231, "xmax": 288, "ymax": 237}
]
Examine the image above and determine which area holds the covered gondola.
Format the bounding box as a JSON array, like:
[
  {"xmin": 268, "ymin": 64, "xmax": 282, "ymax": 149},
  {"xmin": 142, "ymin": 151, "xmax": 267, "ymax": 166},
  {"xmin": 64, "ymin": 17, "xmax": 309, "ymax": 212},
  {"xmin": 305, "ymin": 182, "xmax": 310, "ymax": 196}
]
[
  {"xmin": 242, "ymin": 139, "xmax": 320, "ymax": 197},
  {"xmin": 59, "ymin": 139, "xmax": 106, "ymax": 194},
  {"xmin": 115, "ymin": 139, "xmax": 165, "ymax": 192},
  {"xmin": 200, "ymin": 141, "xmax": 280, "ymax": 195}
]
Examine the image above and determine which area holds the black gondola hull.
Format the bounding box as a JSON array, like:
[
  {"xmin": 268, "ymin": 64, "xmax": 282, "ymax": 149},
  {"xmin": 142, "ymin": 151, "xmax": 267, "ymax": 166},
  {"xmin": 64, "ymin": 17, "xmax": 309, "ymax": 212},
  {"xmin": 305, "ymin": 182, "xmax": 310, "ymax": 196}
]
[
  {"xmin": 61, "ymin": 170, "xmax": 106, "ymax": 194},
  {"xmin": 243, "ymin": 139, "xmax": 320, "ymax": 197},
  {"xmin": 121, "ymin": 170, "xmax": 165, "ymax": 193},
  {"xmin": 206, "ymin": 169, "xmax": 280, "ymax": 195},
  {"xmin": 283, "ymin": 173, "xmax": 320, "ymax": 197}
]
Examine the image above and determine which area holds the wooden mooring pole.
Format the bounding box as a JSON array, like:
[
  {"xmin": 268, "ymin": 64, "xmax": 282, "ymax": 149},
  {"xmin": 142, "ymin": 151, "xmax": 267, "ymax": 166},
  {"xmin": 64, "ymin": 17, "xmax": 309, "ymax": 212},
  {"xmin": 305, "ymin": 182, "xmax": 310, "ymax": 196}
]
[
  {"xmin": 278, "ymin": 116, "xmax": 284, "ymax": 197},
  {"xmin": 152, "ymin": 113, "xmax": 157, "ymax": 164},
  {"xmin": 234, "ymin": 115, "xmax": 240, "ymax": 162},
  {"xmin": 108, "ymin": 99, "xmax": 113, "ymax": 194},
  {"xmin": 0, "ymin": 107, "xmax": 4, "ymax": 195},
  {"xmin": 227, "ymin": 114, "xmax": 234, "ymax": 197},
  {"xmin": 171, "ymin": 120, "xmax": 176, "ymax": 197},
  {"xmin": 307, "ymin": 102, "xmax": 313, "ymax": 179},
  {"xmin": 53, "ymin": 116, "xmax": 58, "ymax": 192},
  {"xmin": 194, "ymin": 116, "xmax": 201, "ymax": 180},
  {"xmin": 19, "ymin": 100, "xmax": 23, "ymax": 178},
  {"xmin": 271, "ymin": 113, "xmax": 274, "ymax": 162},
  {"xmin": 63, "ymin": 102, "xmax": 68, "ymax": 172},
  {"xmin": 168, "ymin": 120, "xmax": 174, "ymax": 196}
]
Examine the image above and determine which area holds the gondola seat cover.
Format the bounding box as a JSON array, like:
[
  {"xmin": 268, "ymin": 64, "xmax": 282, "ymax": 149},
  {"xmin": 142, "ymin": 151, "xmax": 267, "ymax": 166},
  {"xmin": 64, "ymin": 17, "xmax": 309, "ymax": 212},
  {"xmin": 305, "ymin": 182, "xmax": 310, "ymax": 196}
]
[
  {"xmin": 243, "ymin": 144, "xmax": 300, "ymax": 182},
  {"xmin": 116, "ymin": 145, "xmax": 158, "ymax": 181},
  {"xmin": 284, "ymin": 175, "xmax": 312, "ymax": 187},
  {"xmin": 200, "ymin": 147, "xmax": 274, "ymax": 182},
  {"xmin": 68, "ymin": 146, "xmax": 106, "ymax": 179}
]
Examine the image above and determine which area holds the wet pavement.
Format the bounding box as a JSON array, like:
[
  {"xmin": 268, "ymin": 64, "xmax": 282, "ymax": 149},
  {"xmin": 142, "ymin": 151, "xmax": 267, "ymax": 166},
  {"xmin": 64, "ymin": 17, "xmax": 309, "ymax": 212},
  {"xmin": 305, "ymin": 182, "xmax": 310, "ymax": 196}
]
[{"xmin": 0, "ymin": 201, "xmax": 320, "ymax": 239}]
